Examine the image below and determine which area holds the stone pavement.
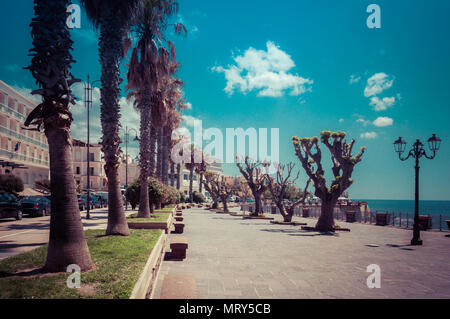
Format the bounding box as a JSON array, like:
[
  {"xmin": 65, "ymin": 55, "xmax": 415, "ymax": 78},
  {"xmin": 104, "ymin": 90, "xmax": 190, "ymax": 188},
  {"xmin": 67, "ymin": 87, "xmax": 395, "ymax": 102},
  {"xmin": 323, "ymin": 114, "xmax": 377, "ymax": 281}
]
[{"xmin": 153, "ymin": 207, "xmax": 450, "ymax": 299}]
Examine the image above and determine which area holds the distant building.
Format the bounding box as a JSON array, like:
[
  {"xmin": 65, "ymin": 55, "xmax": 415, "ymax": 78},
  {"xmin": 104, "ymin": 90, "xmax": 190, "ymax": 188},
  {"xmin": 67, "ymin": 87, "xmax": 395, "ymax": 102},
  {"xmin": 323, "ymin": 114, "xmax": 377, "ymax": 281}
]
[
  {"xmin": 119, "ymin": 155, "xmax": 140, "ymax": 187},
  {"xmin": 72, "ymin": 139, "xmax": 107, "ymax": 191},
  {"xmin": 0, "ymin": 80, "xmax": 50, "ymax": 187}
]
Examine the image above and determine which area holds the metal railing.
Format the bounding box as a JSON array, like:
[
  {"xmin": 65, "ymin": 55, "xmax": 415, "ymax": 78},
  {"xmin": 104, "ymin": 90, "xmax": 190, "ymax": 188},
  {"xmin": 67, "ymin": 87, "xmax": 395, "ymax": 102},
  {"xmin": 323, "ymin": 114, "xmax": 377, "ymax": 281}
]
[
  {"xmin": 0, "ymin": 124, "xmax": 48, "ymax": 149},
  {"xmin": 0, "ymin": 148, "xmax": 49, "ymax": 167}
]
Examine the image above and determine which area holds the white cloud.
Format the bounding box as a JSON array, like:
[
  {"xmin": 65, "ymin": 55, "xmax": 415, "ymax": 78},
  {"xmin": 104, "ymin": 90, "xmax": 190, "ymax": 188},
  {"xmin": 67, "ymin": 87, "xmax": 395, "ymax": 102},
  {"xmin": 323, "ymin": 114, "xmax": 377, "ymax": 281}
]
[
  {"xmin": 373, "ymin": 117, "xmax": 394, "ymax": 127},
  {"xmin": 10, "ymin": 85, "xmax": 42, "ymax": 104},
  {"xmin": 185, "ymin": 102, "xmax": 193, "ymax": 110},
  {"xmin": 182, "ymin": 115, "xmax": 201, "ymax": 127},
  {"xmin": 360, "ymin": 132, "xmax": 378, "ymax": 139},
  {"xmin": 213, "ymin": 41, "xmax": 313, "ymax": 98},
  {"xmin": 339, "ymin": 118, "xmax": 344, "ymax": 123},
  {"xmin": 357, "ymin": 118, "xmax": 371, "ymax": 126},
  {"xmin": 369, "ymin": 96, "xmax": 396, "ymax": 111},
  {"xmin": 350, "ymin": 75, "xmax": 361, "ymax": 84},
  {"xmin": 364, "ymin": 73, "xmax": 394, "ymax": 97}
]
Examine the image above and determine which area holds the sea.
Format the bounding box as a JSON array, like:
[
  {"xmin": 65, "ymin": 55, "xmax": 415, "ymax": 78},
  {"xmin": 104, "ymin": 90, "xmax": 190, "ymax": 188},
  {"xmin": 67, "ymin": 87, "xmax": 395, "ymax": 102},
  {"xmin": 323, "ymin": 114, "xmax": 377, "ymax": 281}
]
[{"xmin": 355, "ymin": 199, "xmax": 450, "ymax": 230}]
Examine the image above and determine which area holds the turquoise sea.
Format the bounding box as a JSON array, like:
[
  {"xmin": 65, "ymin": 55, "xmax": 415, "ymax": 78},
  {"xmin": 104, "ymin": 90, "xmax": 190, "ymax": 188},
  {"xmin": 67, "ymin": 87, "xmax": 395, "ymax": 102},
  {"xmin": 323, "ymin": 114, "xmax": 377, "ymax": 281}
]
[{"xmin": 355, "ymin": 200, "xmax": 450, "ymax": 230}]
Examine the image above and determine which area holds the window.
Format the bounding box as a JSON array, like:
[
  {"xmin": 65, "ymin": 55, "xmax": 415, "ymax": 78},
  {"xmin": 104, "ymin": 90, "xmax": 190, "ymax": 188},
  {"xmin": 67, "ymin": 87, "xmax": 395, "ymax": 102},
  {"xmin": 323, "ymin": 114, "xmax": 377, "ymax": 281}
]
[
  {"xmin": 88, "ymin": 153, "xmax": 95, "ymax": 161},
  {"xmin": 90, "ymin": 167, "xmax": 94, "ymax": 176},
  {"xmin": 76, "ymin": 167, "xmax": 81, "ymax": 175},
  {"xmin": 184, "ymin": 174, "xmax": 188, "ymax": 181}
]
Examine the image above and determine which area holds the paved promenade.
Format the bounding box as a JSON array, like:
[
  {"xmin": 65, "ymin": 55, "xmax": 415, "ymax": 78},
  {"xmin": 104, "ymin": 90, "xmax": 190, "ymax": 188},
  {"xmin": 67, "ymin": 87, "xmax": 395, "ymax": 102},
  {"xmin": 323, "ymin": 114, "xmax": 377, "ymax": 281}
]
[{"xmin": 153, "ymin": 207, "xmax": 450, "ymax": 299}]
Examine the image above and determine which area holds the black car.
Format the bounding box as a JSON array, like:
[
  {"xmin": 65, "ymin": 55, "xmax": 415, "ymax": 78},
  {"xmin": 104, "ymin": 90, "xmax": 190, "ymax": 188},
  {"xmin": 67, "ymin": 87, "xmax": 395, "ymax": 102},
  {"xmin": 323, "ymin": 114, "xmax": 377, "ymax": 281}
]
[
  {"xmin": 20, "ymin": 196, "xmax": 51, "ymax": 217},
  {"xmin": 0, "ymin": 191, "xmax": 22, "ymax": 221}
]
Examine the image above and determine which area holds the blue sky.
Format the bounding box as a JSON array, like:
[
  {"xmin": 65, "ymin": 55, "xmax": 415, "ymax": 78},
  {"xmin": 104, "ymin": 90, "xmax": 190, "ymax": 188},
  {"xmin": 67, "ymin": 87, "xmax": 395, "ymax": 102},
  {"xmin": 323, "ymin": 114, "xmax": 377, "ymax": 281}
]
[{"xmin": 0, "ymin": 0, "xmax": 449, "ymax": 200}]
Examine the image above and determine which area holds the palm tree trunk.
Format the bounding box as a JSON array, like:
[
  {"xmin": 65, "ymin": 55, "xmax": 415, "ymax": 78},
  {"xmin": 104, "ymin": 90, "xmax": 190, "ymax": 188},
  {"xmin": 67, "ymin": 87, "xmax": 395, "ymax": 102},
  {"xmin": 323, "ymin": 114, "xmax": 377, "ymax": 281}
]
[
  {"xmin": 161, "ymin": 126, "xmax": 169, "ymax": 185},
  {"xmin": 137, "ymin": 94, "xmax": 151, "ymax": 218},
  {"xmin": 199, "ymin": 173, "xmax": 203, "ymax": 193},
  {"xmin": 156, "ymin": 126, "xmax": 163, "ymax": 180},
  {"xmin": 189, "ymin": 166, "xmax": 194, "ymax": 203},
  {"xmin": 176, "ymin": 163, "xmax": 181, "ymax": 190},
  {"xmin": 99, "ymin": 9, "xmax": 129, "ymax": 236},
  {"xmin": 45, "ymin": 129, "xmax": 93, "ymax": 272},
  {"xmin": 149, "ymin": 124, "xmax": 157, "ymax": 177},
  {"xmin": 170, "ymin": 163, "xmax": 175, "ymax": 187}
]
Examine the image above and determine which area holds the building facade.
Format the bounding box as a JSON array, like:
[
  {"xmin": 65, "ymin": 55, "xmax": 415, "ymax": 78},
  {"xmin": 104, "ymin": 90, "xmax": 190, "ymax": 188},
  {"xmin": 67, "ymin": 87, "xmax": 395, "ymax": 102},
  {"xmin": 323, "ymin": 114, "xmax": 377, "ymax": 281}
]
[
  {"xmin": 72, "ymin": 139, "xmax": 107, "ymax": 191},
  {"xmin": 0, "ymin": 80, "xmax": 50, "ymax": 187}
]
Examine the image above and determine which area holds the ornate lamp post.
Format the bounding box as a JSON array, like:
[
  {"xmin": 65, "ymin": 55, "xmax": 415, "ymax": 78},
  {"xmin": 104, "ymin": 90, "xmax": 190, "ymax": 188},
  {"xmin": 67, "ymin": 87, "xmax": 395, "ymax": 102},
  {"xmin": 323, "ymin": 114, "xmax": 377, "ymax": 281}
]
[
  {"xmin": 394, "ymin": 134, "xmax": 442, "ymax": 245},
  {"xmin": 121, "ymin": 126, "xmax": 139, "ymax": 210},
  {"xmin": 84, "ymin": 76, "xmax": 101, "ymax": 219}
]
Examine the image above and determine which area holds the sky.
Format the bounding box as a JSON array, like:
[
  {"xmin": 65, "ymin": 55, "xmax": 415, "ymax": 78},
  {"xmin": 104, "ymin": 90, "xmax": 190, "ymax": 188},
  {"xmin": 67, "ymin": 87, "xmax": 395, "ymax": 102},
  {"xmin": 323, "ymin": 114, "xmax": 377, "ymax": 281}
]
[{"xmin": 0, "ymin": 0, "xmax": 449, "ymax": 200}]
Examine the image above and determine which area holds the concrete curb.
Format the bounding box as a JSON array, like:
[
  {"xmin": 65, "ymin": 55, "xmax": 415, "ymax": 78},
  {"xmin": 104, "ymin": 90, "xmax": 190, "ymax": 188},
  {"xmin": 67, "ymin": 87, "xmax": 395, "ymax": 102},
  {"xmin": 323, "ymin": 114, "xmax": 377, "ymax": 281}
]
[{"xmin": 130, "ymin": 208, "xmax": 175, "ymax": 299}]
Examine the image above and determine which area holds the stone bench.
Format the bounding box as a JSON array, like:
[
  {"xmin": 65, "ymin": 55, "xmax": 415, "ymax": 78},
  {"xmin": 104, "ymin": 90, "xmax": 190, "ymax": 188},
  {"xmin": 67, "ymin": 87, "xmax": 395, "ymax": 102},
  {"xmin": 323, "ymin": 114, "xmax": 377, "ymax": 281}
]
[
  {"xmin": 173, "ymin": 222, "xmax": 185, "ymax": 234},
  {"xmin": 160, "ymin": 274, "xmax": 197, "ymax": 299},
  {"xmin": 175, "ymin": 216, "xmax": 184, "ymax": 222},
  {"xmin": 170, "ymin": 237, "xmax": 188, "ymax": 259}
]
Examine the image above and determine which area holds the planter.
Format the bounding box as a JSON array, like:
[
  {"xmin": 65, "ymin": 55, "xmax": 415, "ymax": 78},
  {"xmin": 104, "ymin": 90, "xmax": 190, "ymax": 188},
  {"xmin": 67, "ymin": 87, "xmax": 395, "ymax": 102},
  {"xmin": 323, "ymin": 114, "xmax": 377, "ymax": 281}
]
[
  {"xmin": 270, "ymin": 221, "xmax": 307, "ymax": 226},
  {"xmin": 376, "ymin": 213, "xmax": 389, "ymax": 226},
  {"xmin": 346, "ymin": 211, "xmax": 356, "ymax": 223},
  {"xmin": 128, "ymin": 214, "xmax": 174, "ymax": 234},
  {"xmin": 302, "ymin": 208, "xmax": 309, "ymax": 218},
  {"xmin": 242, "ymin": 216, "xmax": 274, "ymax": 221},
  {"xmin": 131, "ymin": 231, "xmax": 168, "ymax": 299}
]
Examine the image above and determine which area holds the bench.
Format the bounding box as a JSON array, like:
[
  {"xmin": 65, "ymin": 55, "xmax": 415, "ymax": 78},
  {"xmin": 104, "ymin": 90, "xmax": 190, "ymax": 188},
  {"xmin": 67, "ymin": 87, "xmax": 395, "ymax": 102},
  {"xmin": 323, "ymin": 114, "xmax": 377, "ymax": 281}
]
[
  {"xmin": 170, "ymin": 237, "xmax": 188, "ymax": 259},
  {"xmin": 175, "ymin": 216, "xmax": 184, "ymax": 222},
  {"xmin": 176, "ymin": 212, "xmax": 183, "ymax": 217},
  {"xmin": 160, "ymin": 274, "xmax": 198, "ymax": 299},
  {"xmin": 173, "ymin": 222, "xmax": 185, "ymax": 234}
]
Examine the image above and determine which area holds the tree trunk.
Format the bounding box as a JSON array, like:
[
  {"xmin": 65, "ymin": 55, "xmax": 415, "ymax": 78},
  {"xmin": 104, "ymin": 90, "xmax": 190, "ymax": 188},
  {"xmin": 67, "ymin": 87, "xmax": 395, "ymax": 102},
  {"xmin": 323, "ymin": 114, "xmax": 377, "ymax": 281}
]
[
  {"xmin": 156, "ymin": 126, "xmax": 163, "ymax": 180},
  {"xmin": 316, "ymin": 198, "xmax": 337, "ymax": 232},
  {"xmin": 176, "ymin": 163, "xmax": 181, "ymax": 190},
  {"xmin": 253, "ymin": 192, "xmax": 262, "ymax": 216},
  {"xmin": 149, "ymin": 124, "xmax": 157, "ymax": 177},
  {"xmin": 170, "ymin": 163, "xmax": 175, "ymax": 187},
  {"xmin": 137, "ymin": 95, "xmax": 151, "ymax": 218},
  {"xmin": 221, "ymin": 196, "xmax": 229, "ymax": 212},
  {"xmin": 45, "ymin": 128, "xmax": 93, "ymax": 272},
  {"xmin": 99, "ymin": 11, "xmax": 129, "ymax": 236},
  {"xmin": 161, "ymin": 126, "xmax": 169, "ymax": 185},
  {"xmin": 199, "ymin": 173, "xmax": 203, "ymax": 193},
  {"xmin": 276, "ymin": 202, "xmax": 292, "ymax": 222},
  {"xmin": 189, "ymin": 167, "xmax": 194, "ymax": 203}
]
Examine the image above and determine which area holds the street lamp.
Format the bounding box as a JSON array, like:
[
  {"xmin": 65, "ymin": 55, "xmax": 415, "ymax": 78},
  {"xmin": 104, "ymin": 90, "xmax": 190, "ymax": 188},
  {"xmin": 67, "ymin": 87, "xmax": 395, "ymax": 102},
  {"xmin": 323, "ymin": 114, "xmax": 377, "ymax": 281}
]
[
  {"xmin": 394, "ymin": 134, "xmax": 442, "ymax": 245},
  {"xmin": 84, "ymin": 76, "xmax": 101, "ymax": 219},
  {"xmin": 121, "ymin": 126, "xmax": 139, "ymax": 210}
]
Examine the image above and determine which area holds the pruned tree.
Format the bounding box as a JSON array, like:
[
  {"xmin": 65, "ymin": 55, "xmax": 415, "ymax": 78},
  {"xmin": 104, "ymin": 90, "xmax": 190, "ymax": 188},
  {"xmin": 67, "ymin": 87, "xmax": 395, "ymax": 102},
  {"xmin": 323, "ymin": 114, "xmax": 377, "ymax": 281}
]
[
  {"xmin": 265, "ymin": 163, "xmax": 311, "ymax": 223},
  {"xmin": 202, "ymin": 171, "xmax": 221, "ymax": 209},
  {"xmin": 236, "ymin": 156, "xmax": 268, "ymax": 216},
  {"xmin": 292, "ymin": 131, "xmax": 365, "ymax": 232},
  {"xmin": 216, "ymin": 176, "xmax": 235, "ymax": 213}
]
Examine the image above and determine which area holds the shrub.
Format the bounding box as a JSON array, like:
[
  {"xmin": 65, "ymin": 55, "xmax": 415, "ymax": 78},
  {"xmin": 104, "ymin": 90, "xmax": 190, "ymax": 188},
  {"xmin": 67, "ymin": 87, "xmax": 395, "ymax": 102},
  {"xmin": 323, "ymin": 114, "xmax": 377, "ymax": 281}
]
[
  {"xmin": 125, "ymin": 180, "xmax": 140, "ymax": 210},
  {"xmin": 0, "ymin": 174, "xmax": 24, "ymax": 195},
  {"xmin": 163, "ymin": 186, "xmax": 180, "ymax": 205},
  {"xmin": 148, "ymin": 177, "xmax": 165, "ymax": 206},
  {"xmin": 193, "ymin": 191, "xmax": 205, "ymax": 204}
]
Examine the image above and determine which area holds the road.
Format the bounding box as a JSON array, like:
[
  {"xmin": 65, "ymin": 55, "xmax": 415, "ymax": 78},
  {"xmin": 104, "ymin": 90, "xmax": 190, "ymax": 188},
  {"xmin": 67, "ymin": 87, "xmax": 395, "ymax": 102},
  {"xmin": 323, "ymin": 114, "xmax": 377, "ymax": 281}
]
[{"xmin": 0, "ymin": 208, "xmax": 135, "ymax": 261}]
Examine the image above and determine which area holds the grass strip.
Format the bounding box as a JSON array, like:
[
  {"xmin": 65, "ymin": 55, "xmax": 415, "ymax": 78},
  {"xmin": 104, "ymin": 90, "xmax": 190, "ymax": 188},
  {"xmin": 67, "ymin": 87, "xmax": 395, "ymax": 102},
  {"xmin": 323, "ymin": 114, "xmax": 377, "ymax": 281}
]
[{"xmin": 0, "ymin": 229, "xmax": 162, "ymax": 299}]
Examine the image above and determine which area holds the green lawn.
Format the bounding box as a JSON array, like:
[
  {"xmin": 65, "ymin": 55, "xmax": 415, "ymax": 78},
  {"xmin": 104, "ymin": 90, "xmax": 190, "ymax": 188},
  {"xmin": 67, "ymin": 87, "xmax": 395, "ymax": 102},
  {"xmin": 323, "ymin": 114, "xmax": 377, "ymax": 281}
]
[
  {"xmin": 0, "ymin": 229, "xmax": 162, "ymax": 299},
  {"xmin": 127, "ymin": 212, "xmax": 171, "ymax": 223}
]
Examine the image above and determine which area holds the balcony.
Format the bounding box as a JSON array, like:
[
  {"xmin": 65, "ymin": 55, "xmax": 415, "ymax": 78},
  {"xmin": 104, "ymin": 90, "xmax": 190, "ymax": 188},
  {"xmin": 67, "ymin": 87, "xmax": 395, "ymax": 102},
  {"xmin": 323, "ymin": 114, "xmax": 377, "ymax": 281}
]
[
  {"xmin": 0, "ymin": 148, "xmax": 49, "ymax": 168},
  {"xmin": 0, "ymin": 102, "xmax": 26, "ymax": 122},
  {"xmin": 0, "ymin": 124, "xmax": 48, "ymax": 149}
]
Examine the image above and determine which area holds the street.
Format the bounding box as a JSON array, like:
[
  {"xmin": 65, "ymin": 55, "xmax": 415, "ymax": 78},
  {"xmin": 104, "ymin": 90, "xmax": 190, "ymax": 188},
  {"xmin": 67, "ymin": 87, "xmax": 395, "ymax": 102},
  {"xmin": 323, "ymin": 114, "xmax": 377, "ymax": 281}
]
[{"xmin": 0, "ymin": 208, "xmax": 135, "ymax": 260}]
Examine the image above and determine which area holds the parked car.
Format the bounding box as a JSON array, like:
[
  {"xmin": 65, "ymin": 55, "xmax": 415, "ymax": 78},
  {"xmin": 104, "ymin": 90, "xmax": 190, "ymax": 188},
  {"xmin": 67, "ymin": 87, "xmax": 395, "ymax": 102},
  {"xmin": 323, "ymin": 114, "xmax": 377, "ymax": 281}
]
[
  {"xmin": 20, "ymin": 196, "xmax": 51, "ymax": 217},
  {"xmin": 90, "ymin": 195, "xmax": 103, "ymax": 209},
  {"xmin": 0, "ymin": 191, "xmax": 22, "ymax": 221},
  {"xmin": 77, "ymin": 195, "xmax": 87, "ymax": 211}
]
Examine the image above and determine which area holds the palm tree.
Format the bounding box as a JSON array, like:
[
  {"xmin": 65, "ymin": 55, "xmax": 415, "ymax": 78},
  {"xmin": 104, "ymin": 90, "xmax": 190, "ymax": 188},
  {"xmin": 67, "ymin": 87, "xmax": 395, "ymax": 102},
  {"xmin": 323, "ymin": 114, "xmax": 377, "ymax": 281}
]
[
  {"xmin": 126, "ymin": 0, "xmax": 184, "ymax": 217},
  {"xmin": 80, "ymin": 0, "xmax": 143, "ymax": 236},
  {"xmin": 25, "ymin": 0, "xmax": 92, "ymax": 272}
]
